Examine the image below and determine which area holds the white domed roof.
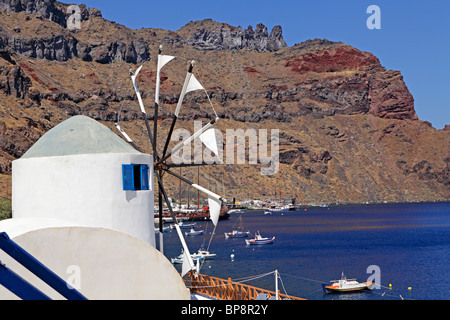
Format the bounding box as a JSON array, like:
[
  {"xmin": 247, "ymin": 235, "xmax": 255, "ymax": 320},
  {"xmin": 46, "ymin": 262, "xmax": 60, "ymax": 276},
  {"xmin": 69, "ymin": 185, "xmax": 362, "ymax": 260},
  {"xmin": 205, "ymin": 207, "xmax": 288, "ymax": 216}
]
[{"xmin": 21, "ymin": 115, "xmax": 140, "ymax": 158}]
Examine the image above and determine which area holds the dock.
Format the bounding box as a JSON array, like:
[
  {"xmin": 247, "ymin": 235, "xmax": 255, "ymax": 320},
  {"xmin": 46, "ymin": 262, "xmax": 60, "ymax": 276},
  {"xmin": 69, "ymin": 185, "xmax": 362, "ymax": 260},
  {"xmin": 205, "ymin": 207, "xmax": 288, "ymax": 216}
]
[{"xmin": 184, "ymin": 271, "xmax": 305, "ymax": 300}]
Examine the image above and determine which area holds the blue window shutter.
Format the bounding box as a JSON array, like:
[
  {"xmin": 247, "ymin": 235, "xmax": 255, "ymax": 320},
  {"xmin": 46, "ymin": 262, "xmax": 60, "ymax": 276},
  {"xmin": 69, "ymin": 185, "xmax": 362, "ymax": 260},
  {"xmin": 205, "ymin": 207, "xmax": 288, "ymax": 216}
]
[
  {"xmin": 140, "ymin": 165, "xmax": 149, "ymax": 190},
  {"xmin": 122, "ymin": 165, "xmax": 135, "ymax": 190}
]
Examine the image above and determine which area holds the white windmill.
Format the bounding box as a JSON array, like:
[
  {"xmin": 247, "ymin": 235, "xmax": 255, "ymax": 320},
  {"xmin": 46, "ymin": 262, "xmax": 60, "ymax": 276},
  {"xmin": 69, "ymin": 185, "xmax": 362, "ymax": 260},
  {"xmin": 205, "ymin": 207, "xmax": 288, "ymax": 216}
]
[{"xmin": 116, "ymin": 45, "xmax": 225, "ymax": 277}]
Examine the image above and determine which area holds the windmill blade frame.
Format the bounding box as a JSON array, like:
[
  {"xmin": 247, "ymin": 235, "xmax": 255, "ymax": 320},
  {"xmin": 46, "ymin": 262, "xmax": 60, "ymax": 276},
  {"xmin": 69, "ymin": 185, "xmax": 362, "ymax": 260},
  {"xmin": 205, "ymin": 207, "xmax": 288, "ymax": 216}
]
[{"xmin": 119, "ymin": 45, "xmax": 227, "ymax": 276}]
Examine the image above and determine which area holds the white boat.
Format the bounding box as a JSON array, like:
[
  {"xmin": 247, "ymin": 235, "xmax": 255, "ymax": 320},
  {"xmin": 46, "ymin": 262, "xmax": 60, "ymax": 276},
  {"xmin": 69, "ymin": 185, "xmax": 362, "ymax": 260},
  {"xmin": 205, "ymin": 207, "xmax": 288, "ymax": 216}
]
[
  {"xmin": 170, "ymin": 256, "xmax": 184, "ymax": 264},
  {"xmin": 171, "ymin": 248, "xmax": 214, "ymax": 264},
  {"xmin": 154, "ymin": 226, "xmax": 170, "ymax": 233},
  {"xmin": 170, "ymin": 221, "xmax": 197, "ymax": 229},
  {"xmin": 225, "ymin": 216, "xmax": 250, "ymax": 238},
  {"xmin": 322, "ymin": 273, "xmax": 374, "ymax": 293},
  {"xmin": 171, "ymin": 251, "xmax": 206, "ymax": 264},
  {"xmin": 265, "ymin": 204, "xmax": 295, "ymax": 212},
  {"xmin": 225, "ymin": 230, "xmax": 250, "ymax": 238},
  {"xmin": 228, "ymin": 208, "xmax": 247, "ymax": 214},
  {"xmin": 185, "ymin": 228, "xmax": 204, "ymax": 236},
  {"xmin": 245, "ymin": 231, "xmax": 275, "ymax": 245},
  {"xmin": 191, "ymin": 249, "xmax": 216, "ymax": 260}
]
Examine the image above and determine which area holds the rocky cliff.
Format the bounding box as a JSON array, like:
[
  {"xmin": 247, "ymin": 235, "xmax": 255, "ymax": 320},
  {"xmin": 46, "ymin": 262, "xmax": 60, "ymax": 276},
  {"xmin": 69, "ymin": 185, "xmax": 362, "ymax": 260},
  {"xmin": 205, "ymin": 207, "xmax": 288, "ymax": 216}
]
[
  {"xmin": 0, "ymin": 0, "xmax": 149, "ymax": 64},
  {"xmin": 179, "ymin": 20, "xmax": 287, "ymax": 52},
  {"xmin": 0, "ymin": 0, "xmax": 448, "ymax": 203}
]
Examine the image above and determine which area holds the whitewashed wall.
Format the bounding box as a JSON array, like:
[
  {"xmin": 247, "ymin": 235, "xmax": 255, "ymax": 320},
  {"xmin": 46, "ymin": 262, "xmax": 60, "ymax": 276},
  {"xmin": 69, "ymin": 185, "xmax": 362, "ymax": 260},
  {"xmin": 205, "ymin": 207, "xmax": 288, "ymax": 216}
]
[
  {"xmin": 12, "ymin": 153, "xmax": 155, "ymax": 246},
  {"xmin": 0, "ymin": 219, "xmax": 190, "ymax": 300}
]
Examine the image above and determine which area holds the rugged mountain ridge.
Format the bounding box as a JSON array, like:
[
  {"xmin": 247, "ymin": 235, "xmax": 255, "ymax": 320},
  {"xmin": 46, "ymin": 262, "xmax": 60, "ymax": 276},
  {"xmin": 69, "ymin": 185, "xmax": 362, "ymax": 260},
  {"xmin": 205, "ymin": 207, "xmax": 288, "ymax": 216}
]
[
  {"xmin": 179, "ymin": 19, "xmax": 287, "ymax": 52},
  {"xmin": 0, "ymin": 0, "xmax": 150, "ymax": 64},
  {"xmin": 0, "ymin": 1, "xmax": 286, "ymax": 64},
  {"xmin": 0, "ymin": 0, "xmax": 448, "ymax": 203}
]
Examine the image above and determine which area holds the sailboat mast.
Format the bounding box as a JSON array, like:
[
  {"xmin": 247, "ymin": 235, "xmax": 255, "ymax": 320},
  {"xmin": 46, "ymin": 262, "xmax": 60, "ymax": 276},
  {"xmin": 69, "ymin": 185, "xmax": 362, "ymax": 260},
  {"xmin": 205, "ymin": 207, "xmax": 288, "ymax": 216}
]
[
  {"xmin": 275, "ymin": 270, "xmax": 279, "ymax": 300},
  {"xmin": 179, "ymin": 167, "xmax": 182, "ymax": 211},
  {"xmin": 187, "ymin": 170, "xmax": 190, "ymax": 209},
  {"xmin": 197, "ymin": 167, "xmax": 200, "ymax": 211}
]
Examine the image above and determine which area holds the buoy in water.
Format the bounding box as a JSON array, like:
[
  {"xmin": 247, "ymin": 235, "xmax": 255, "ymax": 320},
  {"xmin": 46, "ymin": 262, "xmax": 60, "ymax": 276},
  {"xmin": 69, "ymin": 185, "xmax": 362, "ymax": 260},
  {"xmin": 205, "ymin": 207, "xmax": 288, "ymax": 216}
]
[
  {"xmin": 408, "ymin": 287, "xmax": 412, "ymax": 290},
  {"xmin": 389, "ymin": 283, "xmax": 392, "ymax": 289},
  {"xmin": 230, "ymin": 254, "xmax": 235, "ymax": 259}
]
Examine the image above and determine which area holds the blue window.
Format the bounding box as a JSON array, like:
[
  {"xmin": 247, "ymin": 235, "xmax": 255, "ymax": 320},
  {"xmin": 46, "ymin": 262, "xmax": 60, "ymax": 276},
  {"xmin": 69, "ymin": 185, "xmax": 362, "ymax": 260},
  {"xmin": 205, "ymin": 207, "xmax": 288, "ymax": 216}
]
[{"xmin": 122, "ymin": 164, "xmax": 149, "ymax": 191}]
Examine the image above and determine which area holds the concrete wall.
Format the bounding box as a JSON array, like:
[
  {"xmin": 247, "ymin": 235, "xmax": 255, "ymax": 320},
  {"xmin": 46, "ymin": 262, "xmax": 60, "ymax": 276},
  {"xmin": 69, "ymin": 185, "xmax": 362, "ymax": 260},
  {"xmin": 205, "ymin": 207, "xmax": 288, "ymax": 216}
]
[{"xmin": 0, "ymin": 219, "xmax": 190, "ymax": 300}]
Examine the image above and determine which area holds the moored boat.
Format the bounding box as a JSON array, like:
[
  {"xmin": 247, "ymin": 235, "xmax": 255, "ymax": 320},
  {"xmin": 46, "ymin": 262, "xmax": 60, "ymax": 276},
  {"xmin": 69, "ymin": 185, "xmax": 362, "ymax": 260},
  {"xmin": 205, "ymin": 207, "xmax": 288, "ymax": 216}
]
[
  {"xmin": 228, "ymin": 208, "xmax": 247, "ymax": 214},
  {"xmin": 192, "ymin": 249, "xmax": 216, "ymax": 260},
  {"xmin": 245, "ymin": 231, "xmax": 275, "ymax": 245},
  {"xmin": 170, "ymin": 221, "xmax": 197, "ymax": 229},
  {"xmin": 322, "ymin": 273, "xmax": 374, "ymax": 293},
  {"xmin": 225, "ymin": 215, "xmax": 250, "ymax": 238},
  {"xmin": 171, "ymin": 251, "xmax": 206, "ymax": 264},
  {"xmin": 185, "ymin": 228, "xmax": 204, "ymax": 236},
  {"xmin": 225, "ymin": 230, "xmax": 250, "ymax": 238}
]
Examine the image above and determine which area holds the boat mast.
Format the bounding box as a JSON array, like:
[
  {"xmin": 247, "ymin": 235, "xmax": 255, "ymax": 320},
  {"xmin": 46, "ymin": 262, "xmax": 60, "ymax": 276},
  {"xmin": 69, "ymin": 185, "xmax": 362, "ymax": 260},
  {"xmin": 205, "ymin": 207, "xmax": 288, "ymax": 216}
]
[
  {"xmin": 179, "ymin": 167, "xmax": 182, "ymax": 212},
  {"xmin": 275, "ymin": 270, "xmax": 279, "ymax": 300},
  {"xmin": 187, "ymin": 170, "xmax": 190, "ymax": 209},
  {"xmin": 197, "ymin": 167, "xmax": 200, "ymax": 211}
]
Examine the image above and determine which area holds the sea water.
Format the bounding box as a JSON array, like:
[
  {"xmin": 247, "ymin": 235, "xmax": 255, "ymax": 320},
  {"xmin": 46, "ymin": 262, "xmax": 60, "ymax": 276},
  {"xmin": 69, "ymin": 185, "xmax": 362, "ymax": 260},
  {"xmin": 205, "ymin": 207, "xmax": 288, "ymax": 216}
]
[{"xmin": 160, "ymin": 202, "xmax": 450, "ymax": 300}]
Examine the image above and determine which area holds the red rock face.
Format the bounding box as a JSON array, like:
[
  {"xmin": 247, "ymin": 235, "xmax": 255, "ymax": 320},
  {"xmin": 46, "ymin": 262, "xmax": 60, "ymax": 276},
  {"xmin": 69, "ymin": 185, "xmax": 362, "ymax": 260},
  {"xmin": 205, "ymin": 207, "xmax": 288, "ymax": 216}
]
[
  {"xmin": 283, "ymin": 44, "xmax": 417, "ymax": 120},
  {"xmin": 368, "ymin": 70, "xmax": 417, "ymax": 120},
  {"xmin": 285, "ymin": 47, "xmax": 380, "ymax": 73}
]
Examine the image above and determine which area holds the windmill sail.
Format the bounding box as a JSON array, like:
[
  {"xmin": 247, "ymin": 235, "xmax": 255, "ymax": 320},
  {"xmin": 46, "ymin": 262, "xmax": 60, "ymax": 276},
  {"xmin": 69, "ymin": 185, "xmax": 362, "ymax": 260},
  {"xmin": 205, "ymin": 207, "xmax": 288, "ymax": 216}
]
[
  {"xmin": 163, "ymin": 117, "xmax": 218, "ymax": 163},
  {"xmin": 155, "ymin": 50, "xmax": 175, "ymax": 105},
  {"xmin": 181, "ymin": 249, "xmax": 191, "ymax": 277},
  {"xmin": 162, "ymin": 168, "xmax": 225, "ymax": 227},
  {"xmin": 157, "ymin": 55, "xmax": 175, "ymax": 74},
  {"xmin": 123, "ymin": 46, "xmax": 227, "ymax": 267},
  {"xmin": 115, "ymin": 124, "xmax": 133, "ymax": 143},
  {"xmin": 174, "ymin": 62, "xmax": 195, "ymax": 117},
  {"xmin": 199, "ymin": 128, "xmax": 219, "ymax": 157},
  {"xmin": 207, "ymin": 196, "xmax": 221, "ymax": 227},
  {"xmin": 130, "ymin": 65, "xmax": 146, "ymax": 114},
  {"xmin": 173, "ymin": 224, "xmax": 195, "ymax": 277},
  {"xmin": 185, "ymin": 74, "xmax": 204, "ymax": 93}
]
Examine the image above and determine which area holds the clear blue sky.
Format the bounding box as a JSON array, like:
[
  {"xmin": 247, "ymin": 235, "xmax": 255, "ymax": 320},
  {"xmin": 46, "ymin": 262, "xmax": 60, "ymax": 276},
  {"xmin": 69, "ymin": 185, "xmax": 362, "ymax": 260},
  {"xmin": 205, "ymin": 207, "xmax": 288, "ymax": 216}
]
[{"xmin": 72, "ymin": 0, "xmax": 449, "ymax": 129}]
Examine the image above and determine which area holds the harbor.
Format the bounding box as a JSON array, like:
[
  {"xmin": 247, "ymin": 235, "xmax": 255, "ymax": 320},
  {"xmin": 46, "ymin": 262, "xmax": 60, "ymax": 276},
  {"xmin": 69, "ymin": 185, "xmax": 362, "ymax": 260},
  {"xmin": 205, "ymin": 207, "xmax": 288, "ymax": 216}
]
[{"xmin": 162, "ymin": 202, "xmax": 450, "ymax": 300}]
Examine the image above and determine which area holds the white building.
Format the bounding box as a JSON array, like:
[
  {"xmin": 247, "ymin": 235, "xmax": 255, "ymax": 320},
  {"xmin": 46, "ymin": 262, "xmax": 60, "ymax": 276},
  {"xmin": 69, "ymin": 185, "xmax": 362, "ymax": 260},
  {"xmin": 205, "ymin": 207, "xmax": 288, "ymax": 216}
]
[
  {"xmin": 0, "ymin": 115, "xmax": 190, "ymax": 299},
  {"xmin": 12, "ymin": 115, "xmax": 155, "ymax": 246}
]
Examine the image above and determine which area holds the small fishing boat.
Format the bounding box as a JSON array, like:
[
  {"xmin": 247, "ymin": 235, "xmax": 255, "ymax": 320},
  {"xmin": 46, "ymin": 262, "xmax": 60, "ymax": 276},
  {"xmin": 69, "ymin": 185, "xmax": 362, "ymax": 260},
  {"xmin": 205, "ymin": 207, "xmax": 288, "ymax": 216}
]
[
  {"xmin": 171, "ymin": 251, "xmax": 205, "ymax": 264},
  {"xmin": 225, "ymin": 215, "xmax": 250, "ymax": 238},
  {"xmin": 178, "ymin": 221, "xmax": 197, "ymax": 229},
  {"xmin": 170, "ymin": 256, "xmax": 184, "ymax": 264},
  {"xmin": 185, "ymin": 228, "xmax": 204, "ymax": 236},
  {"xmin": 228, "ymin": 208, "xmax": 247, "ymax": 214},
  {"xmin": 322, "ymin": 273, "xmax": 374, "ymax": 293},
  {"xmin": 192, "ymin": 249, "xmax": 216, "ymax": 260},
  {"xmin": 225, "ymin": 230, "xmax": 250, "ymax": 238},
  {"xmin": 245, "ymin": 231, "xmax": 275, "ymax": 245},
  {"xmin": 264, "ymin": 204, "xmax": 294, "ymax": 213},
  {"xmin": 154, "ymin": 226, "xmax": 170, "ymax": 233},
  {"xmin": 170, "ymin": 221, "xmax": 197, "ymax": 229}
]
